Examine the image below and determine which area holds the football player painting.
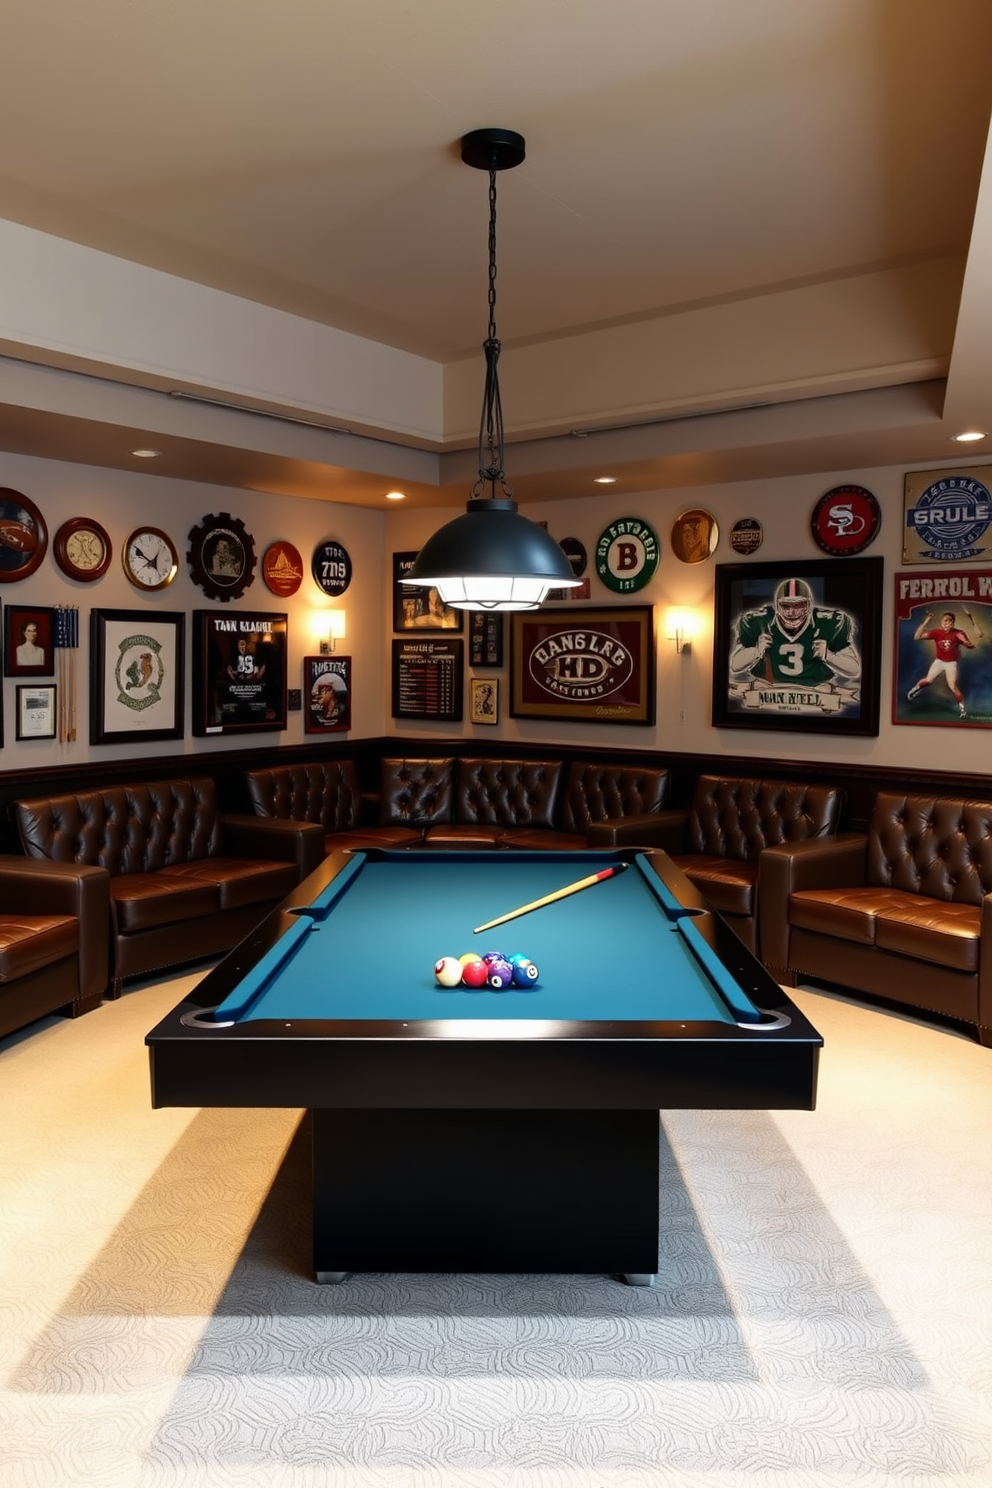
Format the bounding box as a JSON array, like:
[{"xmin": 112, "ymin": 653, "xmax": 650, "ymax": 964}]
[
  {"xmin": 906, "ymin": 609, "xmax": 982, "ymax": 718},
  {"xmin": 730, "ymin": 577, "xmax": 861, "ymax": 690}
]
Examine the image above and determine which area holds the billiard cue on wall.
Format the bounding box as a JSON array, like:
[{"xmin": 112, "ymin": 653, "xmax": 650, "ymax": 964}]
[{"xmin": 473, "ymin": 861, "xmax": 628, "ymax": 933}]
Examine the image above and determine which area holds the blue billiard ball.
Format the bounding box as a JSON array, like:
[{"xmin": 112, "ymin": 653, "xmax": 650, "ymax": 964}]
[{"xmin": 511, "ymin": 959, "xmax": 539, "ymax": 986}]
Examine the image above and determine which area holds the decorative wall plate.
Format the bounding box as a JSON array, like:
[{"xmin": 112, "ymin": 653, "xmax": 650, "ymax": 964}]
[
  {"xmin": 187, "ymin": 512, "xmax": 256, "ymax": 601},
  {"xmin": 671, "ymin": 508, "xmax": 719, "ymax": 564},
  {"xmin": 312, "ymin": 538, "xmax": 352, "ymax": 596},
  {"xmin": 810, "ymin": 485, "xmax": 881, "ymax": 556},
  {"xmin": 123, "ymin": 527, "xmax": 179, "ymax": 591},
  {"xmin": 262, "ymin": 540, "xmax": 304, "ymax": 597},
  {"xmin": 0, "ymin": 487, "xmax": 48, "ymax": 582},
  {"xmin": 594, "ymin": 518, "xmax": 659, "ymax": 593},
  {"xmin": 53, "ymin": 517, "xmax": 112, "ymax": 581},
  {"xmin": 729, "ymin": 517, "xmax": 764, "ymax": 555}
]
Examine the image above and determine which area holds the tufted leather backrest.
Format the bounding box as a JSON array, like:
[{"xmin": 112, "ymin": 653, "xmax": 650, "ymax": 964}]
[
  {"xmin": 380, "ymin": 758, "xmax": 454, "ymax": 826},
  {"xmin": 686, "ymin": 775, "xmax": 843, "ymax": 862},
  {"xmin": 560, "ymin": 762, "xmax": 670, "ymax": 833},
  {"xmin": 14, "ymin": 778, "xmax": 222, "ymax": 877},
  {"xmin": 454, "ymin": 758, "xmax": 562, "ymax": 828},
  {"xmin": 245, "ymin": 761, "xmax": 361, "ymax": 831},
  {"xmin": 867, "ymin": 792, "xmax": 992, "ymax": 903}
]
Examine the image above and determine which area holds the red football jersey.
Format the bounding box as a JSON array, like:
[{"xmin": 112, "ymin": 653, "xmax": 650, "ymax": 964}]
[{"xmin": 925, "ymin": 628, "xmax": 969, "ymax": 662}]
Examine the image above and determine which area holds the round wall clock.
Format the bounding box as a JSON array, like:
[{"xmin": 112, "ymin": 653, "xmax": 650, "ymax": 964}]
[
  {"xmin": 311, "ymin": 538, "xmax": 352, "ymax": 596},
  {"xmin": 187, "ymin": 512, "xmax": 256, "ymax": 601},
  {"xmin": 0, "ymin": 487, "xmax": 48, "ymax": 583},
  {"xmin": 595, "ymin": 518, "xmax": 659, "ymax": 593},
  {"xmin": 810, "ymin": 485, "xmax": 881, "ymax": 556},
  {"xmin": 53, "ymin": 517, "xmax": 112, "ymax": 582},
  {"xmin": 123, "ymin": 527, "xmax": 179, "ymax": 590}
]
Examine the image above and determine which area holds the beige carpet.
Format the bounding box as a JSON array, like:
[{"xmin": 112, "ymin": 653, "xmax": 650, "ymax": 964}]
[{"xmin": 1, "ymin": 971, "xmax": 990, "ymax": 1488}]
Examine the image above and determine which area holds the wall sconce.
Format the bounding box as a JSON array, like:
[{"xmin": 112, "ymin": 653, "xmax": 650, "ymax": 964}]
[
  {"xmin": 666, "ymin": 607, "xmax": 698, "ymax": 655},
  {"xmin": 320, "ymin": 611, "xmax": 347, "ymax": 654}
]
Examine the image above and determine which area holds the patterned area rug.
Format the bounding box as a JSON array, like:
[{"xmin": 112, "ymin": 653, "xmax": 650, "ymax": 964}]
[{"xmin": 2, "ymin": 976, "xmax": 990, "ymax": 1487}]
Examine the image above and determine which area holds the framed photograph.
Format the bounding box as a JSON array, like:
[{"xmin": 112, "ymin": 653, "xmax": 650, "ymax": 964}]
[
  {"xmin": 392, "ymin": 552, "xmax": 463, "ymax": 632},
  {"xmin": 469, "ymin": 611, "xmax": 504, "ymax": 667},
  {"xmin": 16, "ymin": 683, "xmax": 56, "ymax": 741},
  {"xmin": 391, "ymin": 639, "xmax": 463, "ymax": 722},
  {"xmin": 304, "ymin": 655, "xmax": 352, "ymax": 733},
  {"xmin": 893, "ymin": 569, "xmax": 992, "ymax": 728},
  {"xmin": 712, "ymin": 557, "xmax": 883, "ymax": 736},
  {"xmin": 193, "ymin": 611, "xmax": 287, "ymax": 736},
  {"xmin": 470, "ymin": 676, "xmax": 500, "ymax": 725},
  {"xmin": 4, "ymin": 604, "xmax": 55, "ymax": 677},
  {"xmin": 90, "ymin": 609, "xmax": 186, "ymax": 745},
  {"xmin": 510, "ymin": 605, "xmax": 655, "ymax": 725}
]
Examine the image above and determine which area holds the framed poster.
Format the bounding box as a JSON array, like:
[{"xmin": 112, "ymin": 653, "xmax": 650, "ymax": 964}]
[
  {"xmin": 893, "ymin": 569, "xmax": 992, "ymax": 727},
  {"xmin": 469, "ymin": 610, "xmax": 504, "ymax": 667},
  {"xmin": 16, "ymin": 684, "xmax": 56, "ymax": 740},
  {"xmin": 192, "ymin": 610, "xmax": 287, "ymax": 736},
  {"xmin": 393, "ymin": 552, "xmax": 463, "ymax": 632},
  {"xmin": 304, "ymin": 655, "xmax": 352, "ymax": 733},
  {"xmin": 90, "ymin": 609, "xmax": 186, "ymax": 745},
  {"xmin": 712, "ymin": 557, "xmax": 882, "ymax": 736},
  {"xmin": 391, "ymin": 639, "xmax": 463, "ymax": 722},
  {"xmin": 4, "ymin": 604, "xmax": 55, "ymax": 677},
  {"xmin": 510, "ymin": 605, "xmax": 655, "ymax": 725},
  {"xmin": 470, "ymin": 676, "xmax": 499, "ymax": 724}
]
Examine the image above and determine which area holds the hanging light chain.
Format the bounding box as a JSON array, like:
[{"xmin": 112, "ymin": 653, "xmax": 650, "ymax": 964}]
[{"xmin": 474, "ymin": 157, "xmax": 513, "ymax": 500}]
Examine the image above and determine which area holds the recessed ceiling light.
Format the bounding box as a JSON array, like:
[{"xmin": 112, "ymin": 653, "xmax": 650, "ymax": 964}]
[
  {"xmin": 952, "ymin": 430, "xmax": 987, "ymax": 442},
  {"xmin": 385, "ymin": 490, "xmax": 406, "ymax": 501},
  {"xmin": 593, "ymin": 476, "xmax": 617, "ymax": 484},
  {"xmin": 130, "ymin": 448, "xmax": 162, "ymax": 458}
]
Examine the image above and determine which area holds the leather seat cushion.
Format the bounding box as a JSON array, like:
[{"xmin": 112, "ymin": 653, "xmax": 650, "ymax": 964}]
[
  {"xmin": 873, "ymin": 898, "xmax": 981, "ymax": 973},
  {"xmin": 672, "ymin": 855, "xmax": 757, "ymax": 917},
  {"xmin": 170, "ymin": 857, "xmax": 299, "ymax": 912},
  {"xmin": 423, "ymin": 823, "xmax": 506, "ymax": 846},
  {"xmin": 327, "ymin": 826, "xmax": 423, "ymax": 851},
  {"xmin": 498, "ymin": 828, "xmax": 588, "ymax": 850},
  {"xmin": 0, "ymin": 915, "xmax": 79, "ymax": 982},
  {"xmin": 788, "ymin": 886, "xmax": 913, "ymax": 946},
  {"xmin": 111, "ymin": 872, "xmax": 219, "ymax": 932}
]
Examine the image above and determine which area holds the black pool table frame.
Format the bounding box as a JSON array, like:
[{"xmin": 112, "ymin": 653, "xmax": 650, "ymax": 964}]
[{"xmin": 147, "ymin": 848, "xmax": 822, "ymax": 1285}]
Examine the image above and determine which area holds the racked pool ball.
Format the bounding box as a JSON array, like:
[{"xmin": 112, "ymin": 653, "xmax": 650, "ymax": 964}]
[
  {"xmin": 485, "ymin": 956, "xmax": 514, "ymax": 990},
  {"xmin": 459, "ymin": 952, "xmax": 483, "ymax": 967},
  {"xmin": 460, "ymin": 959, "xmax": 488, "ymax": 989},
  {"xmin": 434, "ymin": 956, "xmax": 464, "ymax": 988},
  {"xmin": 511, "ymin": 959, "xmax": 540, "ymax": 987}
]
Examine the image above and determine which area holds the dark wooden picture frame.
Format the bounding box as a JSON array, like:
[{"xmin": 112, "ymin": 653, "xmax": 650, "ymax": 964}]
[
  {"xmin": 192, "ymin": 610, "xmax": 288, "ymax": 736},
  {"xmin": 712, "ymin": 556, "xmax": 883, "ymax": 736},
  {"xmin": 391, "ymin": 638, "xmax": 464, "ymax": 721},
  {"xmin": 469, "ymin": 610, "xmax": 504, "ymax": 666},
  {"xmin": 392, "ymin": 552, "xmax": 463, "ymax": 632},
  {"xmin": 90, "ymin": 609, "xmax": 186, "ymax": 745},
  {"xmin": 16, "ymin": 683, "xmax": 56, "ymax": 740},
  {"xmin": 4, "ymin": 603, "xmax": 55, "ymax": 677},
  {"xmin": 510, "ymin": 605, "xmax": 655, "ymax": 725},
  {"xmin": 304, "ymin": 655, "xmax": 352, "ymax": 733}
]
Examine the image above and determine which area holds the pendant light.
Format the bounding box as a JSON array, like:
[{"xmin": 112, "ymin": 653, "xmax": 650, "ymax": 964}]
[{"xmin": 401, "ymin": 128, "xmax": 580, "ymax": 611}]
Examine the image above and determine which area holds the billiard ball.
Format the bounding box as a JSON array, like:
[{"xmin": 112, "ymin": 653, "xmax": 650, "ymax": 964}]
[
  {"xmin": 460, "ymin": 959, "xmax": 488, "ymax": 989},
  {"xmin": 459, "ymin": 952, "xmax": 483, "ymax": 967},
  {"xmin": 486, "ymin": 957, "xmax": 514, "ymax": 990},
  {"xmin": 481, "ymin": 950, "xmax": 508, "ymax": 964},
  {"xmin": 511, "ymin": 959, "xmax": 540, "ymax": 987},
  {"xmin": 434, "ymin": 956, "xmax": 464, "ymax": 988}
]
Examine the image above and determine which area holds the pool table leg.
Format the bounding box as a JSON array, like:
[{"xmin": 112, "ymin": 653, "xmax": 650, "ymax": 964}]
[
  {"xmin": 623, "ymin": 1273, "xmax": 656, "ymax": 1287},
  {"xmin": 316, "ymin": 1271, "xmax": 351, "ymax": 1284}
]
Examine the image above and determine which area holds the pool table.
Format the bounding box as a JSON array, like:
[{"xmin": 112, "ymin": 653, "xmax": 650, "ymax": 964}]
[{"xmin": 147, "ymin": 847, "xmax": 821, "ymax": 1285}]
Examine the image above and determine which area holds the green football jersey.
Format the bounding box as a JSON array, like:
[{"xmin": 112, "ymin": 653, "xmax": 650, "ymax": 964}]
[{"xmin": 735, "ymin": 605, "xmax": 856, "ymax": 687}]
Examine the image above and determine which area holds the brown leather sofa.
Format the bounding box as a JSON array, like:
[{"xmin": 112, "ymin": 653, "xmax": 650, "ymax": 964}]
[
  {"xmin": 760, "ymin": 791, "xmax": 992, "ymax": 1046},
  {"xmin": 647, "ymin": 774, "xmax": 844, "ymax": 954},
  {"xmin": 12, "ymin": 777, "xmax": 321, "ymax": 994},
  {"xmin": 245, "ymin": 756, "xmax": 672, "ymax": 851},
  {"xmin": 0, "ymin": 856, "xmax": 109, "ymax": 1038}
]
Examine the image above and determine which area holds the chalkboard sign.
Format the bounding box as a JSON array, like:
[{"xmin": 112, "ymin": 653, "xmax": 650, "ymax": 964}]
[{"xmin": 391, "ymin": 639, "xmax": 463, "ymax": 721}]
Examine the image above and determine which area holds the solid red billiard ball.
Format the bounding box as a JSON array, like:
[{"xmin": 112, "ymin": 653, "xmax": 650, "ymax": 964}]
[{"xmin": 460, "ymin": 959, "xmax": 488, "ymax": 989}]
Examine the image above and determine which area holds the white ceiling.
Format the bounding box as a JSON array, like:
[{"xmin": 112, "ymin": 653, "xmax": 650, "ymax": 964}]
[{"xmin": 3, "ymin": 0, "xmax": 992, "ymax": 507}]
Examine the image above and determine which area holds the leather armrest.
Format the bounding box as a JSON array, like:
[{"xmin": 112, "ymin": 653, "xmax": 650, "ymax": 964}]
[
  {"xmin": 979, "ymin": 893, "xmax": 992, "ymax": 1038},
  {"xmin": 758, "ymin": 833, "xmax": 867, "ymax": 974},
  {"xmin": 220, "ymin": 815, "xmax": 325, "ymax": 881},
  {"xmin": 0, "ymin": 856, "xmax": 110, "ymax": 998},
  {"xmin": 588, "ymin": 811, "xmax": 689, "ymax": 850}
]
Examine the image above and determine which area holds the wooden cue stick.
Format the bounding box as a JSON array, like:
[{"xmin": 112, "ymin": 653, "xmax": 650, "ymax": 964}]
[{"xmin": 473, "ymin": 861, "xmax": 628, "ymax": 934}]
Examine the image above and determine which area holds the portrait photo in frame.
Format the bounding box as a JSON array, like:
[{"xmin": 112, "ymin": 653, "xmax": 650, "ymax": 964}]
[
  {"xmin": 893, "ymin": 569, "xmax": 992, "ymax": 728},
  {"xmin": 392, "ymin": 552, "xmax": 463, "ymax": 632},
  {"xmin": 470, "ymin": 675, "xmax": 499, "ymax": 725},
  {"xmin": 712, "ymin": 557, "xmax": 882, "ymax": 737},
  {"xmin": 90, "ymin": 609, "xmax": 185, "ymax": 745},
  {"xmin": 304, "ymin": 655, "xmax": 352, "ymax": 734},
  {"xmin": 4, "ymin": 604, "xmax": 55, "ymax": 677},
  {"xmin": 510, "ymin": 605, "xmax": 655, "ymax": 725},
  {"xmin": 16, "ymin": 683, "xmax": 56, "ymax": 741},
  {"xmin": 193, "ymin": 610, "xmax": 288, "ymax": 736}
]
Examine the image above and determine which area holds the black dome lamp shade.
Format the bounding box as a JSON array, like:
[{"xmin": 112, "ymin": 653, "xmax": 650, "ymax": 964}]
[{"xmin": 401, "ymin": 128, "xmax": 580, "ymax": 611}]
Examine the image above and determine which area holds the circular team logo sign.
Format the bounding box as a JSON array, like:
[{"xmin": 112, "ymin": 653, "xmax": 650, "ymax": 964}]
[
  {"xmin": 311, "ymin": 538, "xmax": 352, "ymax": 596},
  {"xmin": 262, "ymin": 541, "xmax": 304, "ymax": 597},
  {"xmin": 595, "ymin": 518, "xmax": 659, "ymax": 593},
  {"xmin": 905, "ymin": 473, "xmax": 992, "ymax": 560},
  {"xmin": 810, "ymin": 485, "xmax": 881, "ymax": 556},
  {"xmin": 730, "ymin": 517, "xmax": 764, "ymax": 555}
]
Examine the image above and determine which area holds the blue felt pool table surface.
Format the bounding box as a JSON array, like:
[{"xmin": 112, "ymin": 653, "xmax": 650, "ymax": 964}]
[{"xmin": 211, "ymin": 849, "xmax": 763, "ymax": 1027}]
